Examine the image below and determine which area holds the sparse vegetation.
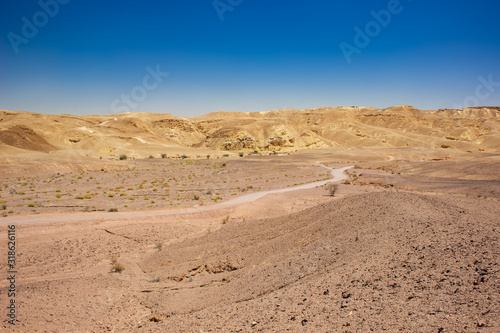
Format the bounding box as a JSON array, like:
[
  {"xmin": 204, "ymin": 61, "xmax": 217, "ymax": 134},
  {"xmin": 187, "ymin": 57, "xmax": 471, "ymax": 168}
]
[
  {"xmin": 0, "ymin": 154, "xmax": 329, "ymax": 215},
  {"xmin": 119, "ymin": 154, "xmax": 127, "ymax": 160},
  {"xmin": 108, "ymin": 208, "xmax": 118, "ymax": 212},
  {"xmin": 239, "ymin": 152, "xmax": 244, "ymax": 157}
]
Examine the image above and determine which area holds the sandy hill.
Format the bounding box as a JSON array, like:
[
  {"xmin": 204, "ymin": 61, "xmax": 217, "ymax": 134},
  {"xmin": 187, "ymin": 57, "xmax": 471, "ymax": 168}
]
[{"xmin": 0, "ymin": 105, "xmax": 499, "ymax": 158}]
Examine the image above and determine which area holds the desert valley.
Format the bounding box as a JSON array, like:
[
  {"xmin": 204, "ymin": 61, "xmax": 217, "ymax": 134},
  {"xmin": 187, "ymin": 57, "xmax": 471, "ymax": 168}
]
[{"xmin": 0, "ymin": 105, "xmax": 499, "ymax": 332}]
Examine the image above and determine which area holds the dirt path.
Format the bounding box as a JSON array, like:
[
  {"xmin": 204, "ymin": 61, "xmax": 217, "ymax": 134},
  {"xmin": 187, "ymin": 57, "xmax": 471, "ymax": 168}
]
[{"xmin": 0, "ymin": 164, "xmax": 352, "ymax": 226}]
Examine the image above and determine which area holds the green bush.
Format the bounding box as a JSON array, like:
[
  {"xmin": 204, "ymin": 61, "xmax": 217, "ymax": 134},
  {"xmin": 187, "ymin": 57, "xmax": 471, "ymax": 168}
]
[{"xmin": 119, "ymin": 154, "xmax": 127, "ymax": 160}]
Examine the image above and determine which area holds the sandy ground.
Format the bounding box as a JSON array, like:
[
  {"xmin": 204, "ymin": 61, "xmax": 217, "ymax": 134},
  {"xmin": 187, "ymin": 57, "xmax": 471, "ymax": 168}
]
[
  {"xmin": 0, "ymin": 148, "xmax": 499, "ymax": 332},
  {"xmin": 0, "ymin": 156, "xmax": 330, "ymax": 216}
]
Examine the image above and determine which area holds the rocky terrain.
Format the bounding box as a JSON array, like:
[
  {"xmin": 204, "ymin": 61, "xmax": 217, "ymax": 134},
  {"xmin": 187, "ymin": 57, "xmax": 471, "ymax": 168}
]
[
  {"xmin": 1, "ymin": 105, "xmax": 499, "ymax": 159},
  {"xmin": 0, "ymin": 106, "xmax": 499, "ymax": 332}
]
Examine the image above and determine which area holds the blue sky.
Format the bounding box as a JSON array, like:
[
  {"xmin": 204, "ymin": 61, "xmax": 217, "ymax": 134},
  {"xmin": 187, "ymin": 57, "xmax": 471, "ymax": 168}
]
[{"xmin": 1, "ymin": 0, "xmax": 499, "ymax": 116}]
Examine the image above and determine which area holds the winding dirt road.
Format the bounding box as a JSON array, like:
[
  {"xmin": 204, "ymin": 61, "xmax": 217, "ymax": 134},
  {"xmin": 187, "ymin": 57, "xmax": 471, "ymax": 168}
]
[{"xmin": 0, "ymin": 164, "xmax": 352, "ymax": 226}]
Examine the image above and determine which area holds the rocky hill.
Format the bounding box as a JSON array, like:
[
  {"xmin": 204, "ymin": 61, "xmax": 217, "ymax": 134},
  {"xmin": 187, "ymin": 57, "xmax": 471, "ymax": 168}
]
[{"xmin": 1, "ymin": 105, "xmax": 499, "ymax": 157}]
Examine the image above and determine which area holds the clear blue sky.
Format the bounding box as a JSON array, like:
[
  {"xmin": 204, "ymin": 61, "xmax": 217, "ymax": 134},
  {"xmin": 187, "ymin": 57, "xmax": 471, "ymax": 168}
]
[{"xmin": 1, "ymin": 0, "xmax": 499, "ymax": 116}]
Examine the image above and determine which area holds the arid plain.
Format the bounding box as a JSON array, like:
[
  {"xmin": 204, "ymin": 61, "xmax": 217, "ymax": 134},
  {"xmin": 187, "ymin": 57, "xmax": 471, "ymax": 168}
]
[{"xmin": 0, "ymin": 106, "xmax": 499, "ymax": 332}]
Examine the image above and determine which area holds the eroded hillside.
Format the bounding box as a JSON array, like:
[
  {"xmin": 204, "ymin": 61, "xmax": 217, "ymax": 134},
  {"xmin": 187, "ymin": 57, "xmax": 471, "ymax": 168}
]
[{"xmin": 0, "ymin": 105, "xmax": 499, "ymax": 158}]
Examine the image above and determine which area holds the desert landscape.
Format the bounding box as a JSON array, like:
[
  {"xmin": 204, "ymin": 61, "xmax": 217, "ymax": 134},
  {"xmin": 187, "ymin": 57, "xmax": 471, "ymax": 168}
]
[{"xmin": 0, "ymin": 106, "xmax": 499, "ymax": 332}]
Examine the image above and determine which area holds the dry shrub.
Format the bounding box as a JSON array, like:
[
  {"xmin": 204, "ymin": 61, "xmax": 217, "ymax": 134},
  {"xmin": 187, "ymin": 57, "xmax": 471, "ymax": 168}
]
[
  {"xmin": 325, "ymin": 183, "xmax": 338, "ymax": 196},
  {"xmin": 111, "ymin": 261, "xmax": 125, "ymax": 273}
]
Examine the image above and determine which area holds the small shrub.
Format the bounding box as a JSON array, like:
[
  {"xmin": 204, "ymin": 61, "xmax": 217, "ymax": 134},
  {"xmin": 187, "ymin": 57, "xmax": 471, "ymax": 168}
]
[
  {"xmin": 181, "ymin": 154, "xmax": 188, "ymax": 159},
  {"xmin": 108, "ymin": 208, "xmax": 118, "ymax": 212},
  {"xmin": 111, "ymin": 261, "xmax": 125, "ymax": 273},
  {"xmin": 223, "ymin": 154, "xmax": 229, "ymax": 157},
  {"xmin": 325, "ymin": 183, "xmax": 338, "ymax": 197},
  {"xmin": 1, "ymin": 203, "xmax": 6, "ymax": 210},
  {"xmin": 149, "ymin": 155, "xmax": 154, "ymax": 159},
  {"xmin": 119, "ymin": 154, "xmax": 127, "ymax": 160},
  {"xmin": 28, "ymin": 203, "xmax": 35, "ymax": 207},
  {"xmin": 238, "ymin": 152, "xmax": 244, "ymax": 157},
  {"xmin": 161, "ymin": 153, "xmax": 167, "ymax": 159},
  {"xmin": 222, "ymin": 215, "xmax": 230, "ymax": 224},
  {"xmin": 155, "ymin": 242, "xmax": 163, "ymax": 251},
  {"xmin": 193, "ymin": 194, "xmax": 200, "ymax": 200}
]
